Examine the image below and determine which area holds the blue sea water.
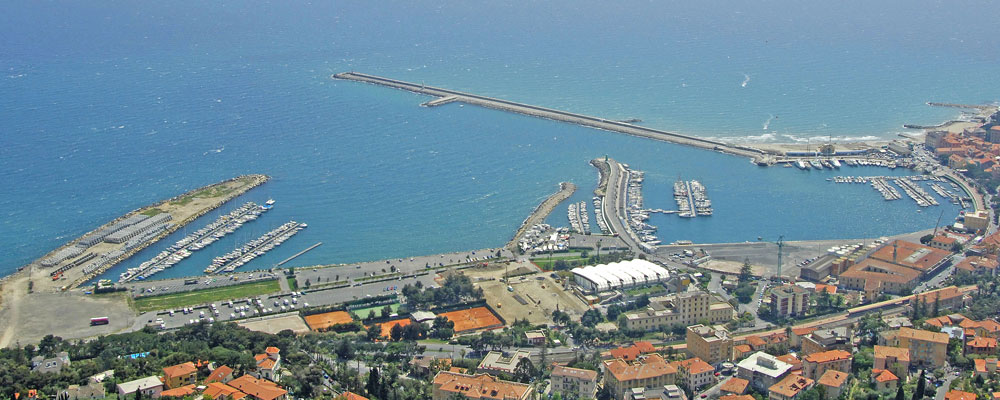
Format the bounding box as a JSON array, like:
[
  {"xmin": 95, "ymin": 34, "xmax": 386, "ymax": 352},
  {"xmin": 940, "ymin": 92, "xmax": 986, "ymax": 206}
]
[{"xmin": 1, "ymin": 1, "xmax": 998, "ymax": 280}]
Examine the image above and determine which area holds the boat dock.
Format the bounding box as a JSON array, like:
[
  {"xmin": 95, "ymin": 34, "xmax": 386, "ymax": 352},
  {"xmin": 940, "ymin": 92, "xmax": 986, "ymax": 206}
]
[
  {"xmin": 421, "ymin": 95, "xmax": 459, "ymax": 107},
  {"xmin": 829, "ymin": 175, "xmax": 967, "ymax": 207},
  {"xmin": 277, "ymin": 242, "xmax": 323, "ymax": 267},
  {"xmin": 334, "ymin": 72, "xmax": 766, "ymax": 159},
  {"xmin": 507, "ymin": 182, "xmax": 576, "ymax": 252},
  {"xmin": 206, "ymin": 221, "xmax": 307, "ymax": 274},
  {"xmin": 119, "ymin": 201, "xmax": 271, "ymax": 282}
]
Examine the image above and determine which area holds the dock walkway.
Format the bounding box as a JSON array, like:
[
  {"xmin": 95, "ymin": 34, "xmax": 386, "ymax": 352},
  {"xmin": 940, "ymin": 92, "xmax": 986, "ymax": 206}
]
[{"xmin": 334, "ymin": 72, "xmax": 766, "ymax": 159}]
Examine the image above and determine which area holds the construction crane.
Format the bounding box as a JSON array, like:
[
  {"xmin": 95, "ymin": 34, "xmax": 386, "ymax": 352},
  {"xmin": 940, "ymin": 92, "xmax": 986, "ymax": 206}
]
[{"xmin": 775, "ymin": 235, "xmax": 785, "ymax": 282}]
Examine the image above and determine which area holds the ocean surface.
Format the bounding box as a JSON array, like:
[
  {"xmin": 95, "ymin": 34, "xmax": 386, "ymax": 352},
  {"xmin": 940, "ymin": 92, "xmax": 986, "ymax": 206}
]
[{"xmin": 1, "ymin": 1, "xmax": 998, "ymax": 281}]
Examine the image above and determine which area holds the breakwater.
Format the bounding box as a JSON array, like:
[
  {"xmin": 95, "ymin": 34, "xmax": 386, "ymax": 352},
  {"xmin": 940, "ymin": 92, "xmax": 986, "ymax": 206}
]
[
  {"xmin": 334, "ymin": 72, "xmax": 767, "ymax": 159},
  {"xmin": 507, "ymin": 182, "xmax": 577, "ymax": 252}
]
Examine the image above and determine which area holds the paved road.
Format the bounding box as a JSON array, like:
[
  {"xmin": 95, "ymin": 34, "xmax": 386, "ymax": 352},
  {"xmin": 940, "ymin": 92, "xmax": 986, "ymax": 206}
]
[{"xmin": 697, "ymin": 375, "xmax": 732, "ymax": 399}]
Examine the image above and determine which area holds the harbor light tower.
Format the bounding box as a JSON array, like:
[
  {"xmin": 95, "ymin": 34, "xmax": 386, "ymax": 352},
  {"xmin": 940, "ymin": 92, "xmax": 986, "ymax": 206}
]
[{"xmin": 775, "ymin": 235, "xmax": 785, "ymax": 281}]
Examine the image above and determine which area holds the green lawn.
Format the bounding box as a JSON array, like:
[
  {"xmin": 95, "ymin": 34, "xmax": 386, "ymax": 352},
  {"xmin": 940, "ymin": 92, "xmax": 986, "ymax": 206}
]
[
  {"xmin": 531, "ymin": 255, "xmax": 589, "ymax": 270},
  {"xmin": 133, "ymin": 280, "xmax": 281, "ymax": 312},
  {"xmin": 287, "ymin": 277, "xmax": 298, "ymax": 291},
  {"xmin": 352, "ymin": 302, "xmax": 400, "ymax": 319},
  {"xmin": 625, "ymin": 284, "xmax": 667, "ymax": 297}
]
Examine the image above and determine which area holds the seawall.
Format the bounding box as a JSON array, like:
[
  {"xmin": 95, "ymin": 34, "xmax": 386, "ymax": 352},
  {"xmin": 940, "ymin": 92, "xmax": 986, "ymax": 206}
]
[
  {"xmin": 333, "ymin": 72, "xmax": 767, "ymax": 159},
  {"xmin": 506, "ymin": 182, "xmax": 577, "ymax": 252}
]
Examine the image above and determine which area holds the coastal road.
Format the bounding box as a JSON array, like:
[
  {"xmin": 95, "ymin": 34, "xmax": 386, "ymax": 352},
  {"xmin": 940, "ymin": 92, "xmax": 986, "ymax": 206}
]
[{"xmin": 600, "ymin": 159, "xmax": 642, "ymax": 255}]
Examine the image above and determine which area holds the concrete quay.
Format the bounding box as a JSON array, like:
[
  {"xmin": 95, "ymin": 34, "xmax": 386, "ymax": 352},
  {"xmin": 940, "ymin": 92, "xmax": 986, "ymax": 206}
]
[{"xmin": 334, "ymin": 72, "xmax": 767, "ymax": 159}]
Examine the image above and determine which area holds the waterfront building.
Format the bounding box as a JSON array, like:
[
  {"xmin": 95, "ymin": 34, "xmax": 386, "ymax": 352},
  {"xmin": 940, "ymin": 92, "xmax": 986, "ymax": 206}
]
[
  {"xmin": 769, "ymin": 285, "xmax": 810, "ymax": 317},
  {"xmin": 736, "ymin": 352, "xmax": 793, "ymax": 391},
  {"xmin": 478, "ymin": 351, "xmax": 530, "ymax": 375},
  {"xmin": 880, "ymin": 327, "xmax": 949, "ymax": 369},
  {"xmin": 603, "ymin": 354, "xmax": 677, "ymax": 400},
  {"xmin": 868, "ymin": 240, "xmax": 951, "ymax": 276},
  {"xmin": 571, "ymin": 259, "xmax": 669, "ymax": 293},
  {"xmin": 801, "ymin": 350, "xmax": 851, "ymax": 380},
  {"xmin": 624, "ymin": 291, "xmax": 735, "ymax": 331},
  {"xmin": 965, "ymin": 210, "xmax": 991, "ymax": 232},
  {"xmin": 873, "ymin": 346, "xmax": 910, "ymax": 379},
  {"xmin": 686, "ymin": 324, "xmax": 733, "ymax": 365},
  {"xmin": 928, "ymin": 235, "xmax": 958, "ymax": 251},
  {"xmin": 550, "ymin": 365, "xmax": 598, "ymax": 398},
  {"xmin": 768, "ymin": 374, "xmax": 814, "ymax": 400}
]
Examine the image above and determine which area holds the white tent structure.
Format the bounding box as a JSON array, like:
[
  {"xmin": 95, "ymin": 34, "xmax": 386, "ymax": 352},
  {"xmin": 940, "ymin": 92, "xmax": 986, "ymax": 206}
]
[{"xmin": 571, "ymin": 259, "xmax": 669, "ymax": 293}]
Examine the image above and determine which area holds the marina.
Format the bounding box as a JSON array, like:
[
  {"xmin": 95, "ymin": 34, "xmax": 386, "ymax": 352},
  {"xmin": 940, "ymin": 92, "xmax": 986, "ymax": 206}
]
[
  {"xmin": 567, "ymin": 201, "xmax": 591, "ymax": 234},
  {"xmin": 592, "ymin": 197, "xmax": 610, "ymax": 234},
  {"xmin": 673, "ymin": 180, "xmax": 713, "ymax": 217},
  {"xmin": 205, "ymin": 221, "xmax": 307, "ymax": 274},
  {"xmin": 622, "ymin": 167, "xmax": 660, "ymax": 246},
  {"xmin": 119, "ymin": 201, "xmax": 272, "ymax": 282},
  {"xmin": 830, "ymin": 175, "xmax": 966, "ymax": 207}
]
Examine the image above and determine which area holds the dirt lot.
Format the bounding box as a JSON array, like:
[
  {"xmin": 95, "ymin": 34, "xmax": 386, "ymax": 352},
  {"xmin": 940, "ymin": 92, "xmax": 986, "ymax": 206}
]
[
  {"xmin": 464, "ymin": 262, "xmax": 590, "ymax": 326},
  {"xmin": 699, "ymin": 260, "xmax": 765, "ymax": 276},
  {"xmin": 303, "ymin": 311, "xmax": 354, "ymax": 331},
  {"xmin": 1, "ymin": 290, "xmax": 136, "ymax": 346},
  {"xmin": 238, "ymin": 313, "xmax": 310, "ymax": 335}
]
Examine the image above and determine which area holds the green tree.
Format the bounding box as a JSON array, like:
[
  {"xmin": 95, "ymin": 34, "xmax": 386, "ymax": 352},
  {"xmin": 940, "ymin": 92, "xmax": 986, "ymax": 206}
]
[
  {"xmin": 390, "ymin": 323, "xmax": 403, "ymax": 342},
  {"xmin": 514, "ymin": 357, "xmax": 536, "ymax": 383},
  {"xmin": 896, "ymin": 385, "xmax": 905, "ymax": 400},
  {"xmin": 367, "ymin": 324, "xmax": 382, "ymax": 342},
  {"xmin": 366, "ymin": 367, "xmax": 380, "ymax": 398},
  {"xmin": 913, "ymin": 369, "xmax": 926, "ymax": 400},
  {"xmin": 581, "ymin": 309, "xmax": 604, "ymax": 328},
  {"xmin": 740, "ymin": 258, "xmax": 754, "ymax": 282}
]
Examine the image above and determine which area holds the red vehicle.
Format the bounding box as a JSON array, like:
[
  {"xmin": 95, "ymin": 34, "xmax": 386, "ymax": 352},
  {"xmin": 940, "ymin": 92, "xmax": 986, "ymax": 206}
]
[{"xmin": 90, "ymin": 317, "xmax": 109, "ymax": 326}]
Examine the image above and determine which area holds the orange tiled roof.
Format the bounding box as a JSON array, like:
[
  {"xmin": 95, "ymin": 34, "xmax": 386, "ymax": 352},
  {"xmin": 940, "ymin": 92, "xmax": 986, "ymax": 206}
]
[
  {"xmin": 870, "ymin": 240, "xmax": 950, "ymax": 271},
  {"xmin": 792, "ymin": 327, "xmax": 818, "ymax": 336},
  {"xmin": 734, "ymin": 344, "xmax": 752, "ymax": 354},
  {"xmin": 980, "ymin": 319, "xmax": 1000, "ymax": 333},
  {"xmin": 433, "ymin": 371, "xmax": 531, "ymax": 400},
  {"xmin": 769, "ymin": 374, "xmax": 814, "ymax": 398},
  {"xmin": 228, "ymin": 375, "xmax": 287, "ymax": 400},
  {"xmin": 203, "ymin": 382, "xmax": 248, "ymax": 400},
  {"xmin": 719, "ymin": 377, "xmax": 749, "ymax": 394},
  {"xmin": 777, "ymin": 354, "xmax": 802, "ymax": 370},
  {"xmin": 160, "ymin": 385, "xmax": 197, "ymax": 398},
  {"xmin": 872, "ymin": 369, "xmax": 899, "ymax": 383},
  {"xmin": 672, "ymin": 357, "xmax": 714, "ymax": 375},
  {"xmin": 874, "ymin": 346, "xmax": 910, "ymax": 362},
  {"xmin": 335, "ymin": 392, "xmax": 369, "ymax": 400},
  {"xmin": 265, "ymin": 346, "xmax": 280, "ymax": 354},
  {"xmin": 817, "ymin": 370, "xmax": 848, "ymax": 388},
  {"xmin": 944, "ymin": 390, "xmax": 977, "ymax": 400},
  {"xmin": 162, "ymin": 362, "xmax": 197, "ymax": 378},
  {"xmin": 968, "ymin": 337, "xmax": 998, "ymax": 349},
  {"xmin": 803, "ymin": 350, "xmax": 851, "ymax": 364},
  {"xmin": 604, "ymin": 354, "xmax": 677, "ymax": 382},
  {"xmin": 746, "ymin": 335, "xmax": 766, "ymax": 348},
  {"xmin": 609, "ymin": 342, "xmax": 655, "ymax": 361},
  {"xmin": 720, "ymin": 396, "xmax": 755, "ymax": 400},
  {"xmin": 206, "ymin": 365, "xmax": 234, "ymax": 383},
  {"xmin": 975, "ymin": 359, "xmax": 988, "ymax": 373},
  {"xmin": 898, "ymin": 327, "xmax": 950, "ymax": 344},
  {"xmin": 551, "ymin": 365, "xmax": 598, "ymax": 381},
  {"xmin": 258, "ymin": 358, "xmax": 277, "ymax": 370}
]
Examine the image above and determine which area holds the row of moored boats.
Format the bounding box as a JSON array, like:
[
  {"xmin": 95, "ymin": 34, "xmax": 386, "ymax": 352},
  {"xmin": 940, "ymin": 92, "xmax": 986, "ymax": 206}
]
[
  {"xmin": 623, "ymin": 169, "xmax": 660, "ymax": 245},
  {"xmin": 120, "ymin": 200, "xmax": 273, "ymax": 282},
  {"xmin": 205, "ymin": 220, "xmax": 306, "ymax": 274},
  {"xmin": 673, "ymin": 180, "xmax": 713, "ymax": 218},
  {"xmin": 567, "ymin": 201, "xmax": 590, "ymax": 234}
]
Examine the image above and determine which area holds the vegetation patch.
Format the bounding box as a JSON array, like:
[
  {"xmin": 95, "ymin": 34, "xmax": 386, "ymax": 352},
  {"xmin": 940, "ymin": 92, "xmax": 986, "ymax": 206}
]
[
  {"xmin": 133, "ymin": 280, "xmax": 281, "ymax": 312},
  {"xmin": 140, "ymin": 208, "xmax": 166, "ymax": 216}
]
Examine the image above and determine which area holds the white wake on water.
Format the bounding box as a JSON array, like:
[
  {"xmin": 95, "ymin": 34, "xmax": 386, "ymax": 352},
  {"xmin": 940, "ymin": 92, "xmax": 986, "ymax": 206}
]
[
  {"xmin": 762, "ymin": 114, "xmax": 775, "ymax": 130},
  {"xmin": 741, "ymin": 73, "xmax": 750, "ymax": 88}
]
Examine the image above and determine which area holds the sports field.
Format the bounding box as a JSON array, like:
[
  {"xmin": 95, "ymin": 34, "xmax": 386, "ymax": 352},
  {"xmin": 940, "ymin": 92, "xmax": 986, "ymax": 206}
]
[
  {"xmin": 438, "ymin": 306, "xmax": 503, "ymax": 333},
  {"xmin": 303, "ymin": 311, "xmax": 354, "ymax": 331},
  {"xmin": 377, "ymin": 318, "xmax": 411, "ymax": 338}
]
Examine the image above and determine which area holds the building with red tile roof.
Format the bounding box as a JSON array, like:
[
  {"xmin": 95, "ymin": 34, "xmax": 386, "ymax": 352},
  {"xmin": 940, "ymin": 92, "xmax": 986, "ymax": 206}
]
[
  {"xmin": 607, "ymin": 341, "xmax": 656, "ymax": 361},
  {"xmin": 872, "ymin": 369, "xmax": 899, "ymax": 391},
  {"xmin": 967, "ymin": 336, "xmax": 999, "ymax": 356},
  {"xmin": 719, "ymin": 377, "xmax": 749, "ymax": 395},
  {"xmin": 838, "ymin": 258, "xmax": 921, "ymax": 295},
  {"xmin": 431, "ymin": 371, "xmax": 530, "ymax": 400},
  {"xmin": 206, "ymin": 365, "xmax": 235, "ymax": 384},
  {"xmin": 914, "ymin": 287, "xmax": 971, "ymax": 313},
  {"xmin": 882, "ymin": 328, "xmax": 949, "ymax": 368},
  {"xmin": 159, "ymin": 384, "xmax": 197, "ymax": 399},
  {"xmin": 162, "ymin": 362, "xmax": 198, "ymax": 389},
  {"xmin": 802, "ymin": 350, "xmax": 851, "ymax": 380},
  {"xmin": 873, "ymin": 346, "xmax": 909, "ymax": 379},
  {"xmin": 253, "ymin": 347, "xmax": 281, "ymax": 382},
  {"xmin": 671, "ymin": 357, "xmax": 715, "ymax": 391},
  {"xmin": 228, "ymin": 375, "xmax": 287, "ymax": 400},
  {"xmin": 870, "ymin": 240, "xmax": 951, "ymax": 274},
  {"xmin": 944, "ymin": 390, "xmax": 977, "ymax": 400},
  {"xmin": 720, "ymin": 396, "xmax": 755, "ymax": 400},
  {"xmin": 817, "ymin": 370, "xmax": 848, "ymax": 399},
  {"xmin": 334, "ymin": 392, "xmax": 369, "ymax": 400},
  {"xmin": 769, "ymin": 374, "xmax": 814, "ymax": 400},
  {"xmin": 975, "ymin": 358, "xmax": 999, "ymax": 378},
  {"xmin": 955, "ymin": 256, "xmax": 999, "ymax": 276},
  {"xmin": 203, "ymin": 381, "xmax": 248, "ymax": 400},
  {"xmin": 603, "ymin": 354, "xmax": 677, "ymax": 400}
]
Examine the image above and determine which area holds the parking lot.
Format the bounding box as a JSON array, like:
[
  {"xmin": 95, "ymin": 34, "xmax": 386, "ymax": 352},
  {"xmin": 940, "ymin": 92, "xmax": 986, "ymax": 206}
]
[{"xmin": 126, "ymin": 270, "xmax": 280, "ymax": 298}]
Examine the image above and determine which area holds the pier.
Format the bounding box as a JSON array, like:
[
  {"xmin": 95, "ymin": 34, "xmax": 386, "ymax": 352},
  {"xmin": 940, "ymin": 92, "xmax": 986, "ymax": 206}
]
[
  {"xmin": 277, "ymin": 242, "xmax": 323, "ymax": 267},
  {"xmin": 334, "ymin": 72, "xmax": 766, "ymax": 159}
]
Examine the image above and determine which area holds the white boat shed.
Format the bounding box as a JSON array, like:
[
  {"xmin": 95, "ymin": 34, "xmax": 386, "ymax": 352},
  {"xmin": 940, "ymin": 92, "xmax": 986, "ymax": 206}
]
[{"xmin": 571, "ymin": 259, "xmax": 669, "ymax": 293}]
